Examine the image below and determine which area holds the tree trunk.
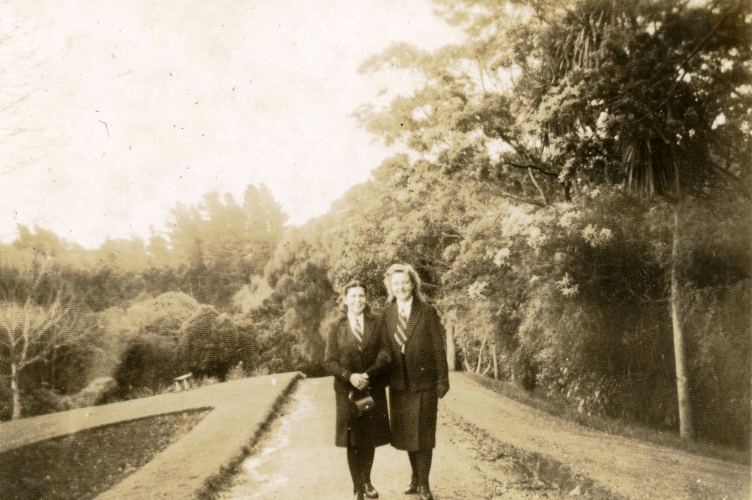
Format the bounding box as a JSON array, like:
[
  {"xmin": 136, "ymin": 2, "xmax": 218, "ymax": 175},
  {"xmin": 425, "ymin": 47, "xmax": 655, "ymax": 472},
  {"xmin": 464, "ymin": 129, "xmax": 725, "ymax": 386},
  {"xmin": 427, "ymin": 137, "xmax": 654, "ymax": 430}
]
[
  {"xmin": 482, "ymin": 360, "xmax": 492, "ymax": 376},
  {"xmin": 11, "ymin": 362, "xmax": 21, "ymax": 420},
  {"xmin": 476, "ymin": 338, "xmax": 487, "ymax": 373},
  {"xmin": 462, "ymin": 339, "xmax": 473, "ymax": 372},
  {"xmin": 446, "ymin": 321, "xmax": 456, "ymax": 372},
  {"xmin": 528, "ymin": 167, "xmax": 549, "ymax": 206},
  {"xmin": 671, "ymin": 208, "xmax": 693, "ymax": 439},
  {"xmin": 491, "ymin": 341, "xmax": 499, "ymax": 380}
]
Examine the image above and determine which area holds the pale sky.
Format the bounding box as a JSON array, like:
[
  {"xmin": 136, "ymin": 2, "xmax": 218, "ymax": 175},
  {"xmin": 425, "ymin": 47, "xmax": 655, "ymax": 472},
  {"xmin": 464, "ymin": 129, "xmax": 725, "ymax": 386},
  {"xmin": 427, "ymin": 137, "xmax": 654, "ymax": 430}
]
[{"xmin": 0, "ymin": 0, "xmax": 462, "ymax": 248}]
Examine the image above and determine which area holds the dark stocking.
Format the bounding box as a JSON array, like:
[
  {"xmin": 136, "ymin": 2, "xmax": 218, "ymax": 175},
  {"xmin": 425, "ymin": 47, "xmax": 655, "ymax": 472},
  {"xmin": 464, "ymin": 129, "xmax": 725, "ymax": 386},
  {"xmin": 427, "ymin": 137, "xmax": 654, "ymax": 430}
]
[
  {"xmin": 407, "ymin": 450, "xmax": 419, "ymax": 486},
  {"xmin": 415, "ymin": 449, "xmax": 433, "ymax": 488},
  {"xmin": 348, "ymin": 446, "xmax": 376, "ymax": 491},
  {"xmin": 347, "ymin": 447, "xmax": 362, "ymax": 493},
  {"xmin": 360, "ymin": 445, "xmax": 375, "ymax": 484}
]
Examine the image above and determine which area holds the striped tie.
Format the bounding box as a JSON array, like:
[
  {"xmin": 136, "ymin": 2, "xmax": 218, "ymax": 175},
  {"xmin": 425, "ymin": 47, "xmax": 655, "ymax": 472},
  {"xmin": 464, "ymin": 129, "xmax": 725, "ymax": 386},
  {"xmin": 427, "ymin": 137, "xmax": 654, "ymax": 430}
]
[
  {"xmin": 394, "ymin": 310, "xmax": 408, "ymax": 353},
  {"xmin": 352, "ymin": 319, "xmax": 363, "ymax": 349}
]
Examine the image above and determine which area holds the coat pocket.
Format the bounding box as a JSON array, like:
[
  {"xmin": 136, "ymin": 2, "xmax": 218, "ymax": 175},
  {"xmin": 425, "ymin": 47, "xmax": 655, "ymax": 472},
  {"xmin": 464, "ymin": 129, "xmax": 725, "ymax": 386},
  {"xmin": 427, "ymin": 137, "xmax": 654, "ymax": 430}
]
[{"xmin": 417, "ymin": 366, "xmax": 438, "ymax": 385}]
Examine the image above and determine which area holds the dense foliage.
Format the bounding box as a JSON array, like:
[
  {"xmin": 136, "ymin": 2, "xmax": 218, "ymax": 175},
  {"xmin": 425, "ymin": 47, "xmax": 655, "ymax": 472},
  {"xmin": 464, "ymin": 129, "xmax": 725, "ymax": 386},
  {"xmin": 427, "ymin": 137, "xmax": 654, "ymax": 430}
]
[
  {"xmin": 0, "ymin": 0, "xmax": 748, "ymax": 449},
  {"xmin": 0, "ymin": 184, "xmax": 290, "ymax": 417},
  {"xmin": 349, "ymin": 0, "xmax": 751, "ymax": 446}
]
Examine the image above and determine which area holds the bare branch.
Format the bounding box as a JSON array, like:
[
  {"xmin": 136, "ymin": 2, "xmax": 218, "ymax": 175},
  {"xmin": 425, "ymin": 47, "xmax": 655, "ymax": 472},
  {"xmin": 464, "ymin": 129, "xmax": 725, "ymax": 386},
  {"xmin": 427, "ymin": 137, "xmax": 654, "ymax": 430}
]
[
  {"xmin": 528, "ymin": 167, "xmax": 550, "ymax": 206},
  {"xmin": 502, "ymin": 160, "xmax": 558, "ymax": 177},
  {"xmin": 497, "ymin": 190, "xmax": 546, "ymax": 207},
  {"xmin": 707, "ymin": 159, "xmax": 751, "ymax": 199}
]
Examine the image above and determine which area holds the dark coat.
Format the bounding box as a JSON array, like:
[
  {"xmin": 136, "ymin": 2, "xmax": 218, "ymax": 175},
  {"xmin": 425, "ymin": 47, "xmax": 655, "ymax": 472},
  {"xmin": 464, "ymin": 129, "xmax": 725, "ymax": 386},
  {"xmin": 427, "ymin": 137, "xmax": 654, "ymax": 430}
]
[
  {"xmin": 382, "ymin": 300, "xmax": 449, "ymax": 393},
  {"xmin": 325, "ymin": 312, "xmax": 391, "ymax": 448},
  {"xmin": 381, "ymin": 300, "xmax": 449, "ymax": 450}
]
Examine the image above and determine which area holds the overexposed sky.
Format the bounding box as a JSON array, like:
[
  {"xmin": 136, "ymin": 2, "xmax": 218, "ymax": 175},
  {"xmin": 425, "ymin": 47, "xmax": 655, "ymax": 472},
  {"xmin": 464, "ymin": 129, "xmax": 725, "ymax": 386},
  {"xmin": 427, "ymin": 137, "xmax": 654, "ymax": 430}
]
[{"xmin": 0, "ymin": 0, "xmax": 461, "ymax": 248}]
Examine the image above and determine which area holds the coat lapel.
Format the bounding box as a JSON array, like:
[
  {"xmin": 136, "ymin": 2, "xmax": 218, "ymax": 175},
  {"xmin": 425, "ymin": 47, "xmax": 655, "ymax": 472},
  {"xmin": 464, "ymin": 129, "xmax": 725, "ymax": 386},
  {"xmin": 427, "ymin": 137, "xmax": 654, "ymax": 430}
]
[
  {"xmin": 340, "ymin": 319, "xmax": 362, "ymax": 369},
  {"xmin": 386, "ymin": 303, "xmax": 399, "ymax": 348},
  {"xmin": 361, "ymin": 313, "xmax": 374, "ymax": 348},
  {"xmin": 342, "ymin": 319, "xmax": 354, "ymax": 348},
  {"xmin": 405, "ymin": 300, "xmax": 422, "ymax": 344}
]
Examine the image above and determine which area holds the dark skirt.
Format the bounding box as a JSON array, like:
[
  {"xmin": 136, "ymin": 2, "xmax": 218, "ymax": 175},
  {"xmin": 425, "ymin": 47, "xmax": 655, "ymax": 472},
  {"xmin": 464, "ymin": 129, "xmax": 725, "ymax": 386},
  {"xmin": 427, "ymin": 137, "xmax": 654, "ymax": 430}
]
[
  {"xmin": 334, "ymin": 386, "xmax": 391, "ymax": 448},
  {"xmin": 389, "ymin": 388, "xmax": 438, "ymax": 451}
]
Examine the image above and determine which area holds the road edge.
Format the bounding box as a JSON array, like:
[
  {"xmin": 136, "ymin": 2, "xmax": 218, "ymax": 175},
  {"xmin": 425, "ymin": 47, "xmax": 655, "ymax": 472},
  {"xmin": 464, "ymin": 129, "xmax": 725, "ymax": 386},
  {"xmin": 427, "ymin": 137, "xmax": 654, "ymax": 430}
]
[
  {"xmin": 445, "ymin": 409, "xmax": 624, "ymax": 498},
  {"xmin": 196, "ymin": 372, "xmax": 305, "ymax": 500}
]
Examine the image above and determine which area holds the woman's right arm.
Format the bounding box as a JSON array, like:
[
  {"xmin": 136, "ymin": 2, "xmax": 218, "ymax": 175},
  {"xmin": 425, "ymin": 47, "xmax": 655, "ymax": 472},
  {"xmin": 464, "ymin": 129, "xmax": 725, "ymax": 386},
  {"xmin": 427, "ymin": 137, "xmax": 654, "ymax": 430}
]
[
  {"xmin": 325, "ymin": 321, "xmax": 353, "ymax": 385},
  {"xmin": 365, "ymin": 316, "xmax": 391, "ymax": 379}
]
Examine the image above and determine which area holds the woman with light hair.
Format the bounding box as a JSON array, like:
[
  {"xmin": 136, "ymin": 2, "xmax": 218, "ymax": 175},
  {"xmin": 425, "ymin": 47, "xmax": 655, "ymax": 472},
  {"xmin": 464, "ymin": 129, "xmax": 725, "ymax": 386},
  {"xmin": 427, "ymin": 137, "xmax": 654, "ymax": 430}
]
[
  {"xmin": 379, "ymin": 264, "xmax": 449, "ymax": 500},
  {"xmin": 325, "ymin": 280, "xmax": 391, "ymax": 500}
]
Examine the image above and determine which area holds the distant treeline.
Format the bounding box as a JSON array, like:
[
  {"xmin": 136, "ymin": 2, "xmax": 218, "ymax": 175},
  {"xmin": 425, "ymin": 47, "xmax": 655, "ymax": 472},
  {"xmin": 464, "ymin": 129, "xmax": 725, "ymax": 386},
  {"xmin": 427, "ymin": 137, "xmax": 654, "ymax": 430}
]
[{"xmin": 1, "ymin": 0, "xmax": 750, "ymax": 451}]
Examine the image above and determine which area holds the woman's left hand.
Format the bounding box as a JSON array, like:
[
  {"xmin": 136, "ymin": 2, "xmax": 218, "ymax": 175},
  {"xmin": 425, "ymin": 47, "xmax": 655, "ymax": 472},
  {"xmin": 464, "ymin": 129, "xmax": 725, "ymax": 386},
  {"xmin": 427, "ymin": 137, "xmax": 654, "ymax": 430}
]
[{"xmin": 349, "ymin": 373, "xmax": 370, "ymax": 390}]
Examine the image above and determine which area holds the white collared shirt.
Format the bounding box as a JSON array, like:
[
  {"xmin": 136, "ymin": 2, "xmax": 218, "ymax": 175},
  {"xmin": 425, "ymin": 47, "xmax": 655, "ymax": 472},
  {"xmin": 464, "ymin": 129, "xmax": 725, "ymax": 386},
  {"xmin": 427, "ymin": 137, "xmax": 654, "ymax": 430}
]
[
  {"xmin": 396, "ymin": 297, "xmax": 413, "ymax": 319},
  {"xmin": 348, "ymin": 312, "xmax": 365, "ymax": 334}
]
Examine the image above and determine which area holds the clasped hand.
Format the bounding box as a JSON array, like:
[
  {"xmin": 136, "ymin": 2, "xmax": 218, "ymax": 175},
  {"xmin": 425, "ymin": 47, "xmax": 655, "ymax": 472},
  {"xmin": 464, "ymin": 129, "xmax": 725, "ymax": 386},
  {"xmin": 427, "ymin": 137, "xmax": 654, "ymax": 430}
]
[{"xmin": 349, "ymin": 373, "xmax": 369, "ymax": 391}]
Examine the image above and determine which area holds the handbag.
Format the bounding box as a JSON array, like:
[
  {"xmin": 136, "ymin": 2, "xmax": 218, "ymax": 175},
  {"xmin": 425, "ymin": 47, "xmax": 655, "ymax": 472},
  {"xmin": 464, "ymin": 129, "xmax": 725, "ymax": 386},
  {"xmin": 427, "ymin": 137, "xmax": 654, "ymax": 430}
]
[{"xmin": 349, "ymin": 389, "xmax": 375, "ymax": 417}]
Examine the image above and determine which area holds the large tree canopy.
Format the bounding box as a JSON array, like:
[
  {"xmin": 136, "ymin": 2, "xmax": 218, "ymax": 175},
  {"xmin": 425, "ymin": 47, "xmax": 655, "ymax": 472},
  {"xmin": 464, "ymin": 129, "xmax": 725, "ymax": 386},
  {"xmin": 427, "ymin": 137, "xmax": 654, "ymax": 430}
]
[
  {"xmin": 358, "ymin": 0, "xmax": 751, "ymax": 205},
  {"xmin": 353, "ymin": 0, "xmax": 751, "ymax": 443},
  {"xmin": 166, "ymin": 183, "xmax": 288, "ymax": 307}
]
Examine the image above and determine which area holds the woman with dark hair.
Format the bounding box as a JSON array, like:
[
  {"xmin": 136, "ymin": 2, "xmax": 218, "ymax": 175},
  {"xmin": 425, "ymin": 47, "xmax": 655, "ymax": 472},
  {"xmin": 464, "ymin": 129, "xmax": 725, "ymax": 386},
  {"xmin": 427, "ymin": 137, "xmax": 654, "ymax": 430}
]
[
  {"xmin": 380, "ymin": 264, "xmax": 449, "ymax": 500},
  {"xmin": 325, "ymin": 280, "xmax": 391, "ymax": 500}
]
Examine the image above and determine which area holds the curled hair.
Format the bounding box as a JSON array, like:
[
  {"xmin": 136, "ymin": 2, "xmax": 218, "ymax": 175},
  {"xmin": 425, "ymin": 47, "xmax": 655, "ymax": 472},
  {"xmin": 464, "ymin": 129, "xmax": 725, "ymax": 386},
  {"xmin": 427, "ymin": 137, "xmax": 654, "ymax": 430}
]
[
  {"xmin": 342, "ymin": 279, "xmax": 367, "ymax": 297},
  {"xmin": 383, "ymin": 263, "xmax": 425, "ymax": 303},
  {"xmin": 339, "ymin": 280, "xmax": 370, "ymax": 314}
]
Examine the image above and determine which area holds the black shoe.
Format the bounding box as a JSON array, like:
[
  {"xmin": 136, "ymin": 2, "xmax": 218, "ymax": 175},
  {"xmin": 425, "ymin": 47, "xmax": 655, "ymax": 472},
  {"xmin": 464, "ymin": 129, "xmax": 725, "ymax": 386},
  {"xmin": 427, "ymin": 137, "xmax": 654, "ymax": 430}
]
[
  {"xmin": 418, "ymin": 485, "xmax": 434, "ymax": 500},
  {"xmin": 363, "ymin": 482, "xmax": 379, "ymax": 499},
  {"xmin": 353, "ymin": 492, "xmax": 364, "ymax": 500},
  {"xmin": 404, "ymin": 482, "xmax": 419, "ymax": 495}
]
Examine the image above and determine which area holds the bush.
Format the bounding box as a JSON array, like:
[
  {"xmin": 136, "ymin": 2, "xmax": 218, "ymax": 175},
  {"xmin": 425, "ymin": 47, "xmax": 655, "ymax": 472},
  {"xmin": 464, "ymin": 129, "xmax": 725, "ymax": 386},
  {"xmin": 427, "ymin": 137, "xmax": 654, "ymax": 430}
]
[
  {"xmin": 509, "ymin": 345, "xmax": 539, "ymax": 391},
  {"xmin": 446, "ymin": 190, "xmax": 751, "ymax": 448},
  {"xmin": 176, "ymin": 308, "xmax": 258, "ymax": 380},
  {"xmin": 123, "ymin": 292, "xmax": 199, "ymax": 338},
  {"xmin": 297, "ymin": 361, "xmax": 327, "ymax": 378},
  {"xmin": 684, "ymin": 280, "xmax": 751, "ymax": 447},
  {"xmin": 196, "ymin": 376, "xmax": 220, "ymax": 387},
  {"xmin": 225, "ymin": 362, "xmax": 247, "ymax": 381},
  {"xmin": 114, "ymin": 334, "xmax": 178, "ymax": 395}
]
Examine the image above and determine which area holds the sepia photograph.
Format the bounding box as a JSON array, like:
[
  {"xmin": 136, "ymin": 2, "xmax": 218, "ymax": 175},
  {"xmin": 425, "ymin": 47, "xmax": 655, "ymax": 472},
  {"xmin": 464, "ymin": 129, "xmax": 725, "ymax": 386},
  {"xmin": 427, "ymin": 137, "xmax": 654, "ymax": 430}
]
[{"xmin": 0, "ymin": 0, "xmax": 749, "ymax": 499}]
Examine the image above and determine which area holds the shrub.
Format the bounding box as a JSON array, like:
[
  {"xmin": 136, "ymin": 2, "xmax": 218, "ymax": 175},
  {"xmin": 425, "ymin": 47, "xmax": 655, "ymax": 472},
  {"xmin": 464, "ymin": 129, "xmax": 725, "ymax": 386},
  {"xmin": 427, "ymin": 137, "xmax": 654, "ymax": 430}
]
[
  {"xmin": 684, "ymin": 280, "xmax": 751, "ymax": 447},
  {"xmin": 176, "ymin": 308, "xmax": 258, "ymax": 380},
  {"xmin": 114, "ymin": 334, "xmax": 178, "ymax": 395},
  {"xmin": 225, "ymin": 362, "xmax": 247, "ymax": 381}
]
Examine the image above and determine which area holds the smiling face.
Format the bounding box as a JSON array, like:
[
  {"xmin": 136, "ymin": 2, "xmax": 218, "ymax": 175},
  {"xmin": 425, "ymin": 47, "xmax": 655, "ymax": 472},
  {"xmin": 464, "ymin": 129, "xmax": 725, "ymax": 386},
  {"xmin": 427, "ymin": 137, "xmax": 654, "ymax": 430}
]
[
  {"xmin": 344, "ymin": 286, "xmax": 367, "ymax": 315},
  {"xmin": 390, "ymin": 271, "xmax": 414, "ymax": 303}
]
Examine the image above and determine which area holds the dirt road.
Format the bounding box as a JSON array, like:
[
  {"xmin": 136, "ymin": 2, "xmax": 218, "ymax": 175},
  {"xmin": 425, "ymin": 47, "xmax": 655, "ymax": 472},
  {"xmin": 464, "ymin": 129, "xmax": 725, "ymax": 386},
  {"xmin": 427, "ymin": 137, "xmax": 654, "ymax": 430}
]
[
  {"xmin": 443, "ymin": 375, "xmax": 749, "ymax": 500},
  {"xmin": 218, "ymin": 376, "xmax": 545, "ymax": 500},
  {"xmin": 219, "ymin": 375, "xmax": 749, "ymax": 500}
]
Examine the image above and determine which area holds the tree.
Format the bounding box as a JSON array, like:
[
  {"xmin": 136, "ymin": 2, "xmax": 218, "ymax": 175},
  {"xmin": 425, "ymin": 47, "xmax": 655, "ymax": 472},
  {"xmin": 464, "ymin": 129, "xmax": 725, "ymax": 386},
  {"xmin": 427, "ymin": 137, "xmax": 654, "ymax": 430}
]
[
  {"xmin": 360, "ymin": 0, "xmax": 751, "ymax": 440},
  {"xmin": 176, "ymin": 305, "xmax": 241, "ymax": 379},
  {"xmin": 0, "ymin": 263, "xmax": 98, "ymax": 419},
  {"xmin": 272, "ymin": 259, "xmax": 335, "ymax": 366},
  {"xmin": 242, "ymin": 184, "xmax": 289, "ymax": 276},
  {"xmin": 119, "ymin": 291, "xmax": 199, "ymax": 338},
  {"xmin": 246, "ymin": 302, "xmax": 296, "ymax": 375},
  {"xmin": 517, "ymin": 0, "xmax": 750, "ymax": 439},
  {"xmin": 167, "ymin": 184, "xmax": 287, "ymax": 308},
  {"xmin": 105, "ymin": 291, "xmax": 199, "ymax": 394},
  {"xmin": 321, "ymin": 154, "xmax": 472, "ymax": 302}
]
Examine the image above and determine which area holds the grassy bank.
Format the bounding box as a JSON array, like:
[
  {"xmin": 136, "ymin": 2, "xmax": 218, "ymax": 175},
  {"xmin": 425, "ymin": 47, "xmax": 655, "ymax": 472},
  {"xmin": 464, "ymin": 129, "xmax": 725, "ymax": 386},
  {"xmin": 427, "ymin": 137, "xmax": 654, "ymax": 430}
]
[
  {"xmin": 447, "ymin": 410, "xmax": 623, "ymax": 498},
  {"xmin": 467, "ymin": 373, "xmax": 749, "ymax": 466},
  {"xmin": 0, "ymin": 408, "xmax": 211, "ymax": 500}
]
